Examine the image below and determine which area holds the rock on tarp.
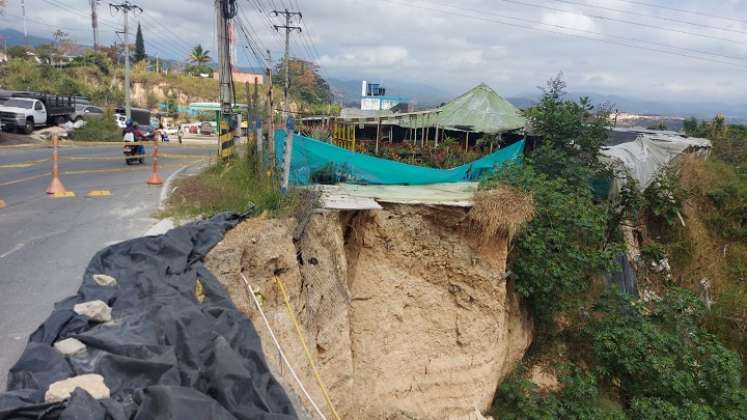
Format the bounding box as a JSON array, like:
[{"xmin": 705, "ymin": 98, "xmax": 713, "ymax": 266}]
[{"xmin": 0, "ymin": 213, "xmax": 297, "ymax": 420}]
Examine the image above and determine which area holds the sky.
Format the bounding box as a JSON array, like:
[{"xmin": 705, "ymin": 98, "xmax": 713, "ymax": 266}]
[{"xmin": 2, "ymin": 0, "xmax": 747, "ymax": 104}]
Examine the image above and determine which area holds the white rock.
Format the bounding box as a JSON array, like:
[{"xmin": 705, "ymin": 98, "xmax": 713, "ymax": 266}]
[
  {"xmin": 53, "ymin": 338, "xmax": 86, "ymax": 356},
  {"xmin": 73, "ymin": 300, "xmax": 112, "ymax": 322},
  {"xmin": 45, "ymin": 374, "xmax": 110, "ymax": 403},
  {"xmin": 92, "ymin": 274, "xmax": 117, "ymax": 287}
]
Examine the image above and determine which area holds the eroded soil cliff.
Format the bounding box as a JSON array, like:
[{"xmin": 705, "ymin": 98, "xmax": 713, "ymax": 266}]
[{"xmin": 205, "ymin": 204, "xmax": 532, "ymax": 419}]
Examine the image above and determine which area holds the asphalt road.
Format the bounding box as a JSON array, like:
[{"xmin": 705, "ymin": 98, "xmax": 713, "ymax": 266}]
[{"xmin": 0, "ymin": 141, "xmax": 214, "ymax": 390}]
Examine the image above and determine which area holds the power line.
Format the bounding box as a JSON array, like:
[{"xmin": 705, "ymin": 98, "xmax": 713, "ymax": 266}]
[
  {"xmin": 606, "ymin": 0, "xmax": 747, "ymax": 27},
  {"xmin": 548, "ymin": 0, "xmax": 747, "ymax": 36},
  {"xmin": 494, "ymin": 0, "xmax": 747, "ymax": 46},
  {"xmin": 422, "ymin": 0, "xmax": 747, "ymax": 64},
  {"xmin": 379, "ymin": 0, "xmax": 747, "ymax": 69}
]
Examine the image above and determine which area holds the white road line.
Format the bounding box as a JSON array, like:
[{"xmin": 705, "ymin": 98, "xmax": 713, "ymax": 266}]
[{"xmin": 0, "ymin": 243, "xmax": 25, "ymax": 259}]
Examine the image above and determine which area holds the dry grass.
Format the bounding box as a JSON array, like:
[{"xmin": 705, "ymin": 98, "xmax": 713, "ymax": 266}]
[{"xmin": 468, "ymin": 186, "xmax": 535, "ymax": 244}]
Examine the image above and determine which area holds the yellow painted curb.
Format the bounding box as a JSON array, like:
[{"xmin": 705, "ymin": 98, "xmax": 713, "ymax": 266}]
[
  {"xmin": 51, "ymin": 191, "xmax": 76, "ymax": 198},
  {"xmin": 87, "ymin": 190, "xmax": 112, "ymax": 197}
]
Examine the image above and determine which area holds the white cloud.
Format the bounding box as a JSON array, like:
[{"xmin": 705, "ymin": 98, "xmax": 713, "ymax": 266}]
[
  {"xmin": 319, "ymin": 46, "xmax": 412, "ymax": 68},
  {"xmin": 540, "ymin": 11, "xmax": 598, "ymax": 32}
]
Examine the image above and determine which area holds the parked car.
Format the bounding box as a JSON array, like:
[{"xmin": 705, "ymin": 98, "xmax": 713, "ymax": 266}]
[
  {"xmin": 0, "ymin": 95, "xmax": 76, "ymax": 134},
  {"xmin": 71, "ymin": 105, "xmax": 104, "ymax": 122},
  {"xmin": 199, "ymin": 121, "xmax": 215, "ymax": 135}
]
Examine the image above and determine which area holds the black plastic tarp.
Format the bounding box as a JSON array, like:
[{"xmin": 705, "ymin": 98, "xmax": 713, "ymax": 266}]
[{"xmin": 0, "ymin": 213, "xmax": 297, "ymax": 420}]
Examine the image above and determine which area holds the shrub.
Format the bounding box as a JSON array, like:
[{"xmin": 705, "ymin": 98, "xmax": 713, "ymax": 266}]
[
  {"xmin": 484, "ymin": 164, "xmax": 619, "ymax": 326},
  {"xmin": 588, "ymin": 288, "xmax": 747, "ymax": 415},
  {"xmin": 491, "ymin": 368, "xmax": 625, "ymax": 420},
  {"xmin": 72, "ymin": 109, "xmax": 120, "ymax": 142},
  {"xmin": 644, "ymin": 168, "xmax": 683, "ymax": 226},
  {"xmin": 161, "ymin": 144, "xmax": 303, "ymax": 219}
]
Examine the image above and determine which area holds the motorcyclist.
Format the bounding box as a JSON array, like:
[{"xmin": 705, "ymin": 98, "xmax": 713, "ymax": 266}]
[{"xmin": 123, "ymin": 120, "xmax": 146, "ymax": 159}]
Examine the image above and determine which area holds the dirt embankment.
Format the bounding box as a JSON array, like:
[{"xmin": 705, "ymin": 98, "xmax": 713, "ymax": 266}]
[{"xmin": 205, "ymin": 203, "xmax": 533, "ymax": 419}]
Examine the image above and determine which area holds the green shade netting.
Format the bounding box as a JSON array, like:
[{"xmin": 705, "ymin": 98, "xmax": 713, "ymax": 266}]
[{"xmin": 274, "ymin": 130, "xmax": 525, "ymax": 185}]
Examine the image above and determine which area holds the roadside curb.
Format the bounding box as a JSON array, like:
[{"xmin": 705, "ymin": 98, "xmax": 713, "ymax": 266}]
[{"xmin": 158, "ymin": 159, "xmax": 209, "ymax": 211}]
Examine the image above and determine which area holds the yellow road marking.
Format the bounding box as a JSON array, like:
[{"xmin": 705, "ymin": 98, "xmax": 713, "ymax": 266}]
[
  {"xmin": 0, "ymin": 172, "xmax": 51, "ymax": 187},
  {"xmin": 51, "ymin": 191, "xmax": 76, "ymax": 198},
  {"xmin": 0, "ymin": 158, "xmax": 49, "ymax": 169},
  {"xmin": 0, "ymin": 155, "xmax": 202, "ymax": 169},
  {"xmin": 0, "ymin": 160, "xmax": 206, "ymax": 186},
  {"xmin": 0, "ymin": 200, "xmax": 5, "ymax": 209},
  {"xmin": 87, "ymin": 190, "xmax": 112, "ymax": 197}
]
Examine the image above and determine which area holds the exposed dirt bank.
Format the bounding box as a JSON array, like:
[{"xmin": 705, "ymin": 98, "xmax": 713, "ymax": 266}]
[{"xmin": 205, "ymin": 203, "xmax": 533, "ymax": 419}]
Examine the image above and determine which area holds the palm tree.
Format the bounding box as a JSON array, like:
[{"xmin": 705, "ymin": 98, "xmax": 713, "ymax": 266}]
[{"xmin": 189, "ymin": 45, "xmax": 211, "ymax": 64}]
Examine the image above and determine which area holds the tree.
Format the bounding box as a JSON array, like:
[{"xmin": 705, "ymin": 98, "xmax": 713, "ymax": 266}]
[
  {"xmin": 7, "ymin": 45, "xmax": 30, "ymax": 59},
  {"xmin": 273, "ymin": 57, "xmax": 333, "ymax": 105},
  {"xmin": 189, "ymin": 45, "xmax": 210, "ymax": 64},
  {"xmin": 525, "ymin": 75, "xmax": 611, "ymax": 187},
  {"xmin": 134, "ymin": 23, "xmax": 146, "ymax": 62}
]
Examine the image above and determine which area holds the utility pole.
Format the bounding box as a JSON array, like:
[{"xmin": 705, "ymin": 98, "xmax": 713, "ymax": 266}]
[
  {"xmin": 21, "ymin": 0, "xmax": 27, "ymax": 44},
  {"xmin": 90, "ymin": 0, "xmax": 100, "ymax": 50},
  {"xmin": 215, "ymin": 0, "xmax": 237, "ymax": 159},
  {"xmin": 272, "ymin": 9, "xmax": 302, "ymax": 192},
  {"xmin": 265, "ymin": 50, "xmax": 274, "ymax": 170},
  {"xmin": 110, "ymin": 1, "xmax": 142, "ymax": 120},
  {"xmin": 253, "ymin": 76, "xmax": 259, "ymax": 162}
]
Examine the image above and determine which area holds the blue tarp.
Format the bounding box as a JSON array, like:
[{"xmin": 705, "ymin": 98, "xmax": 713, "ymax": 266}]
[{"xmin": 274, "ymin": 130, "xmax": 525, "ymax": 185}]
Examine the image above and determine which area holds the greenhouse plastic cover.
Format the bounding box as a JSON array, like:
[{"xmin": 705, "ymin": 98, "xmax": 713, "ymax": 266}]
[
  {"xmin": 600, "ymin": 132, "xmax": 711, "ymax": 191},
  {"xmin": 0, "ymin": 213, "xmax": 297, "ymax": 420},
  {"xmin": 275, "ymin": 130, "xmax": 525, "ymax": 186},
  {"xmin": 399, "ymin": 83, "xmax": 526, "ymax": 134}
]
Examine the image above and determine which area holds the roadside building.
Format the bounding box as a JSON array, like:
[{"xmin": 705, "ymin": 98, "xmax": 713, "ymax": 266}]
[
  {"xmin": 360, "ymin": 81, "xmax": 410, "ymax": 111},
  {"xmin": 212, "ymin": 71, "xmax": 264, "ymax": 85}
]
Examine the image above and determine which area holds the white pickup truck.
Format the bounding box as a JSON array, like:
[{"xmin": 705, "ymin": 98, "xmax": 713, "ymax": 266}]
[{"xmin": 0, "ymin": 95, "xmax": 75, "ymax": 134}]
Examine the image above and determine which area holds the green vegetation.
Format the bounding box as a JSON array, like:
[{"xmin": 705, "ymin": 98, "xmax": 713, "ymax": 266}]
[
  {"xmin": 134, "ymin": 23, "xmax": 147, "ymax": 63},
  {"xmin": 273, "ymin": 57, "xmax": 333, "ymax": 107},
  {"xmin": 189, "ymin": 45, "xmax": 211, "ymax": 64},
  {"xmin": 488, "ymin": 77, "xmax": 747, "ymax": 418},
  {"xmin": 160, "ymin": 145, "xmax": 303, "ymax": 219},
  {"xmin": 484, "ymin": 77, "xmax": 618, "ymax": 326},
  {"xmin": 72, "ymin": 108, "xmax": 121, "ymax": 142}
]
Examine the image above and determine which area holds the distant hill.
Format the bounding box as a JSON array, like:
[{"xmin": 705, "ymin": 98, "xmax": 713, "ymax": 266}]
[{"xmin": 0, "ymin": 28, "xmax": 55, "ymax": 47}]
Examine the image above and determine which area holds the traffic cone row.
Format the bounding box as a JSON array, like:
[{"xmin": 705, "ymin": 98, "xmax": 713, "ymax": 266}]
[{"xmin": 44, "ymin": 134, "xmax": 164, "ymax": 196}]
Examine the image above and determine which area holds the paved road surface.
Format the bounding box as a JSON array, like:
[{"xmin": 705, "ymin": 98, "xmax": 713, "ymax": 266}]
[{"xmin": 0, "ymin": 141, "xmax": 214, "ymax": 390}]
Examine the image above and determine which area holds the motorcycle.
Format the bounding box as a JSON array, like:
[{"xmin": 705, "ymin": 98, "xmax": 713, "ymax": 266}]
[
  {"xmin": 123, "ymin": 143, "xmax": 145, "ymax": 165},
  {"xmin": 123, "ymin": 128, "xmax": 146, "ymax": 165}
]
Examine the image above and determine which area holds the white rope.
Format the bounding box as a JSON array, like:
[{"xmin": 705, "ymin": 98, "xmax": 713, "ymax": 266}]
[{"xmin": 240, "ymin": 273, "xmax": 328, "ymax": 420}]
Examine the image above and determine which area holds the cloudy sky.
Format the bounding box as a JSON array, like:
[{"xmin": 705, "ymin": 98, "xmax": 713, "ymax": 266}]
[{"xmin": 3, "ymin": 0, "xmax": 747, "ymax": 103}]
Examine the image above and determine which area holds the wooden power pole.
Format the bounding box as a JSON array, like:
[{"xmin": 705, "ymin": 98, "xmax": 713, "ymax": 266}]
[
  {"xmin": 90, "ymin": 0, "xmax": 100, "ymax": 50},
  {"xmin": 265, "ymin": 50, "xmax": 274, "ymax": 170},
  {"xmin": 273, "ymin": 8, "xmax": 302, "ymax": 192},
  {"xmin": 109, "ymin": 1, "xmax": 142, "ymax": 120}
]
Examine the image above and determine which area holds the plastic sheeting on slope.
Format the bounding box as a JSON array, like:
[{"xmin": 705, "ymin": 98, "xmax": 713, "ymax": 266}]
[
  {"xmin": 275, "ymin": 130, "xmax": 525, "ymax": 186},
  {"xmin": 0, "ymin": 213, "xmax": 297, "ymax": 420},
  {"xmin": 600, "ymin": 132, "xmax": 711, "ymax": 192}
]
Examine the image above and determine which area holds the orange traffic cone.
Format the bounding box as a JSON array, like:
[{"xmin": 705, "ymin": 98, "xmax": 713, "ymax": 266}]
[
  {"xmin": 146, "ymin": 137, "xmax": 163, "ymax": 185},
  {"xmin": 47, "ymin": 135, "xmax": 67, "ymax": 194}
]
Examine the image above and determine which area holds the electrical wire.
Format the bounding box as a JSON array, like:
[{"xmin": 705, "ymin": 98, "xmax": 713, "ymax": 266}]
[
  {"xmin": 493, "ymin": 0, "xmax": 747, "ymax": 46},
  {"xmin": 547, "ymin": 0, "xmax": 747, "ymax": 36},
  {"xmin": 606, "ymin": 0, "xmax": 747, "ymax": 27},
  {"xmin": 420, "ymin": 0, "xmax": 747, "ymax": 64},
  {"xmin": 379, "ymin": 0, "xmax": 747, "ymax": 69}
]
